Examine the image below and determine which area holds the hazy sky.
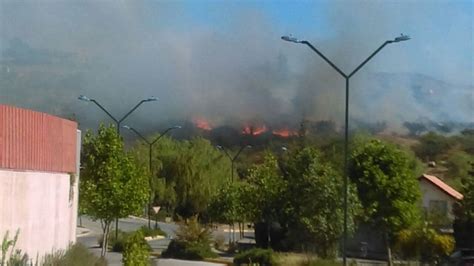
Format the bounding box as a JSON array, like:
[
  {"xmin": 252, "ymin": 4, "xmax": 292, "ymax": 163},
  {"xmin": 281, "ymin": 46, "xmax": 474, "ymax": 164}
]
[{"xmin": 0, "ymin": 0, "xmax": 472, "ymax": 130}]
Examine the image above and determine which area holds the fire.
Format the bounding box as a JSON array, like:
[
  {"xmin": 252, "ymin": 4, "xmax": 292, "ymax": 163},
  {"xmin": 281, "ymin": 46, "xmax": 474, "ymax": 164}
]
[
  {"xmin": 242, "ymin": 125, "xmax": 268, "ymax": 136},
  {"xmin": 272, "ymin": 128, "xmax": 298, "ymax": 138},
  {"xmin": 192, "ymin": 117, "xmax": 212, "ymax": 131}
]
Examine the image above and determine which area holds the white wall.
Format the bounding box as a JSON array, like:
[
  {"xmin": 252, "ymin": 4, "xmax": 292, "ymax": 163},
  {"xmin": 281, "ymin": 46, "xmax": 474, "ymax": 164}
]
[
  {"xmin": 419, "ymin": 178, "xmax": 457, "ymax": 220},
  {"xmin": 0, "ymin": 169, "xmax": 78, "ymax": 260}
]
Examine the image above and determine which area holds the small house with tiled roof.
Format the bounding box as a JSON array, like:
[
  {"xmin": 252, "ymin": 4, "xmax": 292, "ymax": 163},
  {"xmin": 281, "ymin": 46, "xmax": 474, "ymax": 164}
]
[{"xmin": 419, "ymin": 174, "xmax": 463, "ymax": 220}]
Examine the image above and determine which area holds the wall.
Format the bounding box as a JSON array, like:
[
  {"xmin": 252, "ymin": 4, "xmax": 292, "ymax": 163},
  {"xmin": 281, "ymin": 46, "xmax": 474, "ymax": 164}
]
[
  {"xmin": 0, "ymin": 104, "xmax": 79, "ymax": 260},
  {"xmin": 0, "ymin": 170, "xmax": 74, "ymax": 258},
  {"xmin": 0, "ymin": 104, "xmax": 77, "ymax": 173},
  {"xmin": 419, "ymin": 179, "xmax": 457, "ymax": 220}
]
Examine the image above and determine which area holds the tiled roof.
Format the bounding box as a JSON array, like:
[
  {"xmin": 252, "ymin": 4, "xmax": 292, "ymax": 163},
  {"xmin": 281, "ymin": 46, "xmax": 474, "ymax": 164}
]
[{"xmin": 420, "ymin": 174, "xmax": 464, "ymax": 201}]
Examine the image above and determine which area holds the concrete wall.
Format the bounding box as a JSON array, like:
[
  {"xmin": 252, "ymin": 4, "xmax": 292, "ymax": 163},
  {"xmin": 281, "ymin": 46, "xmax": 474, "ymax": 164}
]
[
  {"xmin": 0, "ymin": 169, "xmax": 77, "ymax": 258},
  {"xmin": 0, "ymin": 105, "xmax": 79, "ymax": 260}
]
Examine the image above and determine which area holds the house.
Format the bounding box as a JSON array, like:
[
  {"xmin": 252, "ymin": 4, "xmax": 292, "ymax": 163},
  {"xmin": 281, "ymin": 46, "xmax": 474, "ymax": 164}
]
[{"xmin": 419, "ymin": 173, "xmax": 463, "ymax": 220}]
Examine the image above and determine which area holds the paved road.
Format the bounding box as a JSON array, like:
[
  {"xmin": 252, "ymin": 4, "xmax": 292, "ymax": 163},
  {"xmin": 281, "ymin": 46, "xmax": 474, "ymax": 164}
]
[
  {"xmin": 77, "ymin": 216, "xmax": 178, "ymax": 265},
  {"xmin": 77, "ymin": 216, "xmax": 253, "ymax": 265}
]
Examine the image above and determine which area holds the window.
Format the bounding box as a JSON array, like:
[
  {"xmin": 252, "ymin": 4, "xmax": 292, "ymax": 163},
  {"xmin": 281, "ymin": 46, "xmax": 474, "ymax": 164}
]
[{"xmin": 429, "ymin": 200, "xmax": 448, "ymax": 216}]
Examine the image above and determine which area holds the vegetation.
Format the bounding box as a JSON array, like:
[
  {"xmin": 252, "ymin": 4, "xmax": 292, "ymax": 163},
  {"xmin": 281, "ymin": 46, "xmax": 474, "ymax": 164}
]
[
  {"xmin": 395, "ymin": 224, "xmax": 454, "ymax": 264},
  {"xmin": 41, "ymin": 243, "xmax": 107, "ymax": 266},
  {"xmin": 234, "ymin": 248, "xmax": 276, "ymax": 266},
  {"xmin": 1, "ymin": 230, "xmax": 28, "ymax": 266},
  {"xmin": 161, "ymin": 216, "xmax": 217, "ymax": 260},
  {"xmin": 281, "ymin": 147, "xmax": 360, "ymax": 257},
  {"xmin": 122, "ymin": 231, "xmax": 151, "ymax": 266},
  {"xmin": 349, "ymin": 139, "xmax": 422, "ymax": 265},
  {"xmin": 80, "ymin": 124, "xmax": 149, "ymax": 256},
  {"xmin": 454, "ymin": 163, "xmax": 474, "ymax": 248},
  {"xmin": 132, "ymin": 136, "xmax": 230, "ymax": 219},
  {"xmin": 138, "ymin": 225, "xmax": 166, "ymax": 238}
]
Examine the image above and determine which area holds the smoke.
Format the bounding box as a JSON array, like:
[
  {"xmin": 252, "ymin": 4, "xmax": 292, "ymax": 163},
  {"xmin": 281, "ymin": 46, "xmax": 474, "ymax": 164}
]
[{"xmin": 0, "ymin": 1, "xmax": 472, "ymax": 133}]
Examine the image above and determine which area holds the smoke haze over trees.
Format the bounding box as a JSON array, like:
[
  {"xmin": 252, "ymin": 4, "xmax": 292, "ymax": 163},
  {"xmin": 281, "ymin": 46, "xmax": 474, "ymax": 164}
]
[{"xmin": 1, "ymin": 1, "xmax": 472, "ymax": 132}]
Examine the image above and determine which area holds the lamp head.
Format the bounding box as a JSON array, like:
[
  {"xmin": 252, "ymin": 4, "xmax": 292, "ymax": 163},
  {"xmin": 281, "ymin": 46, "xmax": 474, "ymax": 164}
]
[
  {"xmin": 145, "ymin": 97, "xmax": 158, "ymax": 102},
  {"xmin": 173, "ymin": 125, "xmax": 182, "ymax": 129},
  {"xmin": 78, "ymin": 95, "xmax": 91, "ymax": 102},
  {"xmin": 122, "ymin": 125, "xmax": 131, "ymax": 130},
  {"xmin": 281, "ymin": 35, "xmax": 303, "ymax": 43},
  {"xmin": 393, "ymin": 34, "xmax": 410, "ymax": 42},
  {"xmin": 216, "ymin": 145, "xmax": 223, "ymax": 150}
]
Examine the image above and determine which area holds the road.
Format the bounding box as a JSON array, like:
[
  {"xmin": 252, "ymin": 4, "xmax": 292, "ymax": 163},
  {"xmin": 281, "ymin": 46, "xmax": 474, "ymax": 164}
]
[{"xmin": 77, "ymin": 216, "xmax": 249, "ymax": 265}]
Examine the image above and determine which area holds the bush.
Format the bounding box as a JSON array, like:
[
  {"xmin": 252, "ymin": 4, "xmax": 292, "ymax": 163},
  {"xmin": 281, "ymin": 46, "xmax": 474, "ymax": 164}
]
[
  {"xmin": 98, "ymin": 230, "xmax": 131, "ymax": 252},
  {"xmin": 41, "ymin": 243, "xmax": 107, "ymax": 266},
  {"xmin": 234, "ymin": 248, "xmax": 276, "ymax": 266},
  {"xmin": 139, "ymin": 225, "xmax": 166, "ymax": 237},
  {"xmin": 1, "ymin": 230, "xmax": 29, "ymax": 266},
  {"xmin": 162, "ymin": 239, "xmax": 216, "ymax": 260},
  {"xmin": 122, "ymin": 231, "xmax": 151, "ymax": 266},
  {"xmin": 161, "ymin": 216, "xmax": 217, "ymax": 260},
  {"xmin": 395, "ymin": 225, "xmax": 455, "ymax": 264}
]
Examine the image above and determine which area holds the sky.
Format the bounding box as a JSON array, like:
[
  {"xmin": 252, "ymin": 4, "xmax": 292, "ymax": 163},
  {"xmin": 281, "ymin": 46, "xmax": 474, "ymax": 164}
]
[{"xmin": 0, "ymin": 0, "xmax": 472, "ymax": 131}]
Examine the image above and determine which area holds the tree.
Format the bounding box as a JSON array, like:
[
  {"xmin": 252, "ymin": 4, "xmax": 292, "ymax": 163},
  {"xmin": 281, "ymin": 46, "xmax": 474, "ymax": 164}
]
[
  {"xmin": 453, "ymin": 163, "xmax": 474, "ymax": 248},
  {"xmin": 349, "ymin": 139, "xmax": 422, "ymax": 265},
  {"xmin": 80, "ymin": 124, "xmax": 149, "ymax": 256},
  {"xmin": 413, "ymin": 131, "xmax": 453, "ymax": 161},
  {"xmin": 208, "ymin": 181, "xmax": 249, "ymax": 243},
  {"xmin": 282, "ymin": 147, "xmax": 361, "ymax": 258},
  {"xmin": 403, "ymin": 121, "xmax": 427, "ymax": 136},
  {"xmin": 244, "ymin": 153, "xmax": 286, "ymax": 249}
]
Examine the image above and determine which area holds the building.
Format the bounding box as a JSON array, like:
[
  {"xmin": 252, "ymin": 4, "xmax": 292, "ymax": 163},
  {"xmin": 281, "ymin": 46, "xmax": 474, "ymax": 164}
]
[
  {"xmin": 419, "ymin": 173, "xmax": 463, "ymax": 220},
  {"xmin": 0, "ymin": 104, "xmax": 80, "ymax": 259}
]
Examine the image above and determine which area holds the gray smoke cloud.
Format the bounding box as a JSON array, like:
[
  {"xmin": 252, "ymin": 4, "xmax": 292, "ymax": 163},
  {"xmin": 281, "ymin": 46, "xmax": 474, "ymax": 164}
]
[{"xmin": 0, "ymin": 1, "xmax": 472, "ymax": 133}]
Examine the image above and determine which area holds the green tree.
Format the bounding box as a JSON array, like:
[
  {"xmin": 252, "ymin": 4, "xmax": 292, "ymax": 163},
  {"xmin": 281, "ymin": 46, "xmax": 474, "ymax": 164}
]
[
  {"xmin": 208, "ymin": 181, "xmax": 249, "ymax": 243},
  {"xmin": 245, "ymin": 153, "xmax": 286, "ymax": 249},
  {"xmin": 283, "ymin": 147, "xmax": 361, "ymax": 258},
  {"xmin": 453, "ymin": 163, "xmax": 474, "ymax": 248},
  {"xmin": 80, "ymin": 124, "xmax": 149, "ymax": 256},
  {"xmin": 350, "ymin": 139, "xmax": 422, "ymax": 265},
  {"xmin": 413, "ymin": 131, "xmax": 453, "ymax": 161},
  {"xmin": 171, "ymin": 138, "xmax": 229, "ymax": 218}
]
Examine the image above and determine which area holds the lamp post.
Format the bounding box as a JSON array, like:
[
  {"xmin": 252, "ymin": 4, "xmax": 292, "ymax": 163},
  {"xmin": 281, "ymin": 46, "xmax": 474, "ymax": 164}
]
[
  {"xmin": 281, "ymin": 34, "xmax": 410, "ymax": 265},
  {"xmin": 216, "ymin": 145, "xmax": 252, "ymax": 182},
  {"xmin": 123, "ymin": 125, "xmax": 181, "ymax": 228},
  {"xmin": 78, "ymin": 95, "xmax": 157, "ymax": 134},
  {"xmin": 78, "ymin": 95, "xmax": 157, "ymax": 238}
]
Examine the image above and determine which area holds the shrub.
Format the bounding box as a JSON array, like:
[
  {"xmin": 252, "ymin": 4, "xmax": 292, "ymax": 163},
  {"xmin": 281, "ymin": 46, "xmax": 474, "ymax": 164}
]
[
  {"xmin": 139, "ymin": 225, "xmax": 166, "ymax": 237},
  {"xmin": 395, "ymin": 225, "xmax": 455, "ymax": 264},
  {"xmin": 98, "ymin": 230, "xmax": 131, "ymax": 252},
  {"xmin": 122, "ymin": 231, "xmax": 151, "ymax": 266},
  {"xmin": 41, "ymin": 243, "xmax": 106, "ymax": 266},
  {"xmin": 162, "ymin": 240, "xmax": 216, "ymax": 260},
  {"xmin": 1, "ymin": 230, "xmax": 29, "ymax": 266},
  {"xmin": 161, "ymin": 216, "xmax": 217, "ymax": 260},
  {"xmin": 234, "ymin": 248, "xmax": 276, "ymax": 266}
]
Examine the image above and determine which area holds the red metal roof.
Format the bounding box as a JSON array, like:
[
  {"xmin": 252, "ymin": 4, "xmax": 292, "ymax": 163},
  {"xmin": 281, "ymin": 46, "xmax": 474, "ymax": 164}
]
[
  {"xmin": 0, "ymin": 104, "xmax": 77, "ymax": 173},
  {"xmin": 420, "ymin": 174, "xmax": 463, "ymax": 200}
]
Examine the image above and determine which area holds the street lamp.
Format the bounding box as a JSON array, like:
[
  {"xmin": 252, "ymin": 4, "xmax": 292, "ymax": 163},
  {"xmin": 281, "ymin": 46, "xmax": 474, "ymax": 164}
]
[
  {"xmin": 122, "ymin": 125, "xmax": 181, "ymax": 228},
  {"xmin": 216, "ymin": 145, "xmax": 252, "ymax": 182},
  {"xmin": 78, "ymin": 95, "xmax": 158, "ymax": 134},
  {"xmin": 78, "ymin": 95, "xmax": 158, "ymax": 238},
  {"xmin": 282, "ymin": 33, "xmax": 410, "ymax": 265}
]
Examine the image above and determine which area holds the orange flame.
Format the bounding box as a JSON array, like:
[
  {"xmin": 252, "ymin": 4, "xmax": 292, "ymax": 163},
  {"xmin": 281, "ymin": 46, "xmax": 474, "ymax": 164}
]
[
  {"xmin": 242, "ymin": 125, "xmax": 268, "ymax": 136},
  {"xmin": 272, "ymin": 128, "xmax": 298, "ymax": 138},
  {"xmin": 192, "ymin": 117, "xmax": 212, "ymax": 131}
]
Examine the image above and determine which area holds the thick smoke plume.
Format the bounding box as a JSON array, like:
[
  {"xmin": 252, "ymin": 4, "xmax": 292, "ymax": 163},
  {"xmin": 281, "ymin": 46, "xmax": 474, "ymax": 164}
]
[{"xmin": 1, "ymin": 1, "xmax": 472, "ymax": 133}]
